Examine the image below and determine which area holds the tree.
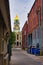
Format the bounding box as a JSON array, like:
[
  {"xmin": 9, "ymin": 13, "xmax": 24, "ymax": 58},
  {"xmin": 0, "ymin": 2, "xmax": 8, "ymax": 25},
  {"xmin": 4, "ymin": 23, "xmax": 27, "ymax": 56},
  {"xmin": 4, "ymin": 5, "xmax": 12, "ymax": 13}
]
[
  {"xmin": 10, "ymin": 32, "xmax": 16, "ymax": 45},
  {"xmin": 7, "ymin": 32, "xmax": 16, "ymax": 62}
]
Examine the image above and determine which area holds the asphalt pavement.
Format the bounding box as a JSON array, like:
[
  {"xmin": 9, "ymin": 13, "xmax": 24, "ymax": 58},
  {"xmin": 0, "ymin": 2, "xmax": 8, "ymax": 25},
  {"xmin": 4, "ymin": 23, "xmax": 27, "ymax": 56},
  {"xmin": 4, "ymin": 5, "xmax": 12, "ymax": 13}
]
[{"xmin": 10, "ymin": 48, "xmax": 43, "ymax": 65}]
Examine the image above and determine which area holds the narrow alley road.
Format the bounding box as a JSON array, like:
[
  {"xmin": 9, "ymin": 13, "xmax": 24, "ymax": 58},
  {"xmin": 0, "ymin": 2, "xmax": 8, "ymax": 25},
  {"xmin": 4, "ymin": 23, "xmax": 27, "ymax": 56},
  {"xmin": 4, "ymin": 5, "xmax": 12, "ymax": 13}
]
[{"xmin": 10, "ymin": 48, "xmax": 43, "ymax": 65}]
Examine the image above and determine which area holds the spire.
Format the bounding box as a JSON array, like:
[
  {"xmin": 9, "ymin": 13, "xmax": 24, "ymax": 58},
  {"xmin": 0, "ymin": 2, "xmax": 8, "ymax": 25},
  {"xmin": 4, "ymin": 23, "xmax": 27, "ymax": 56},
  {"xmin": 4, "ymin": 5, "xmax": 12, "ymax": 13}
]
[{"xmin": 14, "ymin": 15, "xmax": 19, "ymax": 20}]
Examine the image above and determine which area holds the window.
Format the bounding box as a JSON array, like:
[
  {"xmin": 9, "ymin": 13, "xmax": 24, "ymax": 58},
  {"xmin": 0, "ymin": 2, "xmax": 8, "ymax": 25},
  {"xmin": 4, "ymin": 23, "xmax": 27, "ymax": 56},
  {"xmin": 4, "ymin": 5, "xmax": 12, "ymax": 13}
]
[{"xmin": 17, "ymin": 34, "xmax": 19, "ymax": 40}]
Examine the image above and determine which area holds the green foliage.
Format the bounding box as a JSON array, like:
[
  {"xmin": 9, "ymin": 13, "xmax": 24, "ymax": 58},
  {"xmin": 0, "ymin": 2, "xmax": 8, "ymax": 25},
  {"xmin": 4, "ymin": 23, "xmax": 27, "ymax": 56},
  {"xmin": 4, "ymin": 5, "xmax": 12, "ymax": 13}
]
[{"xmin": 9, "ymin": 32, "xmax": 16, "ymax": 45}]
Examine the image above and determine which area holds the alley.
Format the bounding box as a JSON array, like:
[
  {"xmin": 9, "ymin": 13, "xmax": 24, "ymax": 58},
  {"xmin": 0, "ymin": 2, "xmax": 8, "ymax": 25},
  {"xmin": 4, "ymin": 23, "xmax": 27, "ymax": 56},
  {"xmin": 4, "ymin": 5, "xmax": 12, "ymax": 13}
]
[{"xmin": 10, "ymin": 48, "xmax": 43, "ymax": 65}]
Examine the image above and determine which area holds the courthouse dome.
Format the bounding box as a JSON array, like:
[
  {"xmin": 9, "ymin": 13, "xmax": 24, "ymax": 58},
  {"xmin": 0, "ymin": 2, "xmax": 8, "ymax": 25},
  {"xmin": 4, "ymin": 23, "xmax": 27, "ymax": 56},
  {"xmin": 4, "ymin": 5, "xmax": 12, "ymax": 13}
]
[{"xmin": 14, "ymin": 15, "xmax": 19, "ymax": 20}]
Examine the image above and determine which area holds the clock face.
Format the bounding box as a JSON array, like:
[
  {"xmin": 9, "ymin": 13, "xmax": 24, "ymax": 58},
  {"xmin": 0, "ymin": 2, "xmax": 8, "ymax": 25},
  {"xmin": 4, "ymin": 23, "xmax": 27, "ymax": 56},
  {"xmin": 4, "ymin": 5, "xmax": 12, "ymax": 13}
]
[{"xmin": 15, "ymin": 25, "xmax": 19, "ymax": 30}]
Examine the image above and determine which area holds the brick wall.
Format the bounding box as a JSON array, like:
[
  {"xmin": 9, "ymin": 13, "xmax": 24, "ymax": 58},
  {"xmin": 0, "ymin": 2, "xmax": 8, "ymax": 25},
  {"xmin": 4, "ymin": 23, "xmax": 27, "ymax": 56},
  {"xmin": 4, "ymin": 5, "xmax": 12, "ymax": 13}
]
[
  {"xmin": 22, "ymin": 21, "xmax": 28, "ymax": 49},
  {"xmin": 22, "ymin": 0, "xmax": 43, "ymax": 49}
]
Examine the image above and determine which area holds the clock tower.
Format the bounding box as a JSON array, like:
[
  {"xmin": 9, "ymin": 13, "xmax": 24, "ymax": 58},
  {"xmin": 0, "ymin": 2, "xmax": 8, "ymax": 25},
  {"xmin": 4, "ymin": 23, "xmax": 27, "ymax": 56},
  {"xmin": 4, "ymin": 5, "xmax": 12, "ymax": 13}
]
[
  {"xmin": 14, "ymin": 15, "xmax": 20, "ymax": 32},
  {"xmin": 14, "ymin": 15, "xmax": 22, "ymax": 48}
]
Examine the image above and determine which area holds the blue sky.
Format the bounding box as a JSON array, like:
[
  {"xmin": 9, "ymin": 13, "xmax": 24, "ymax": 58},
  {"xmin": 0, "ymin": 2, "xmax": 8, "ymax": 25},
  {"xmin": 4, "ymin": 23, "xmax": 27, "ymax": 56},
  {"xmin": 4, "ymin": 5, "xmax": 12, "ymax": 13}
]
[{"xmin": 9, "ymin": 0, "xmax": 35, "ymax": 31}]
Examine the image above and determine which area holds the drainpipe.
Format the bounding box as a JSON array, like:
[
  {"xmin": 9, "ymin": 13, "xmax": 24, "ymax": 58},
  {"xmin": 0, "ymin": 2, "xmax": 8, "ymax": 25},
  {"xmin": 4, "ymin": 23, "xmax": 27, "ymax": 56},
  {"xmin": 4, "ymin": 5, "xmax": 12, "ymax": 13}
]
[
  {"xmin": 36, "ymin": 7, "xmax": 42, "ymax": 49},
  {"xmin": 24, "ymin": 31, "xmax": 26, "ymax": 49}
]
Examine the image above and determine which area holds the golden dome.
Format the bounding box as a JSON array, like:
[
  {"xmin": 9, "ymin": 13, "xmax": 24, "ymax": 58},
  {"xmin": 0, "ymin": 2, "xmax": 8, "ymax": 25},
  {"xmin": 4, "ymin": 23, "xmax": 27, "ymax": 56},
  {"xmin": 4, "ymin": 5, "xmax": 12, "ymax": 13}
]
[{"xmin": 14, "ymin": 15, "xmax": 19, "ymax": 20}]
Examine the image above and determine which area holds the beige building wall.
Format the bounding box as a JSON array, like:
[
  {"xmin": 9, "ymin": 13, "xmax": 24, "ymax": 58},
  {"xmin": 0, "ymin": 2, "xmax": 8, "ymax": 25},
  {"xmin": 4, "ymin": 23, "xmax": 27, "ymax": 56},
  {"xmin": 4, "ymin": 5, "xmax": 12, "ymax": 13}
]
[
  {"xmin": 14, "ymin": 31, "xmax": 22, "ymax": 48},
  {"xmin": 0, "ymin": 0, "xmax": 11, "ymax": 65}
]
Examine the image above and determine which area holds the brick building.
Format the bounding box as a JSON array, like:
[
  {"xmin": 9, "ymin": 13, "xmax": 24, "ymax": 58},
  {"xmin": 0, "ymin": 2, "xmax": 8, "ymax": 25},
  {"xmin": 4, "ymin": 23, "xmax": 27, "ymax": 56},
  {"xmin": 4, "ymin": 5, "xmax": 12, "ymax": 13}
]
[
  {"xmin": 22, "ymin": 21, "xmax": 28, "ymax": 49},
  {"xmin": 0, "ymin": 0, "xmax": 11, "ymax": 65},
  {"xmin": 27, "ymin": 0, "xmax": 42, "ymax": 48},
  {"xmin": 22, "ymin": 0, "xmax": 43, "ymax": 54}
]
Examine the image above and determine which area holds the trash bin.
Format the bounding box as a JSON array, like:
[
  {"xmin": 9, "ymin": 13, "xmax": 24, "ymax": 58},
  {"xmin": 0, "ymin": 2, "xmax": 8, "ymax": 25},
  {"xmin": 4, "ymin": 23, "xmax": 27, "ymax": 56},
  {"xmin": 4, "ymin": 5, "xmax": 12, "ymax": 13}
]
[
  {"xmin": 30, "ymin": 48, "xmax": 31, "ymax": 54},
  {"xmin": 31, "ymin": 48, "xmax": 36, "ymax": 54},
  {"xmin": 27, "ymin": 48, "xmax": 29, "ymax": 53},
  {"xmin": 35, "ymin": 48, "xmax": 40, "ymax": 56},
  {"xmin": 27, "ymin": 48, "xmax": 30, "ymax": 53},
  {"xmin": 27, "ymin": 48, "xmax": 31, "ymax": 54}
]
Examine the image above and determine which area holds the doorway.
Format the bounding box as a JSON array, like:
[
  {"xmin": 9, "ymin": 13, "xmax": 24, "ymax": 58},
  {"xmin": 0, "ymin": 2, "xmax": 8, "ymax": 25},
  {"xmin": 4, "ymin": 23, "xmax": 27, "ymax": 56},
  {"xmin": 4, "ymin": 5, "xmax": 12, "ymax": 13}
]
[
  {"xmin": 17, "ymin": 42, "xmax": 19, "ymax": 46},
  {"xmin": 28, "ymin": 34, "xmax": 32, "ymax": 46}
]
